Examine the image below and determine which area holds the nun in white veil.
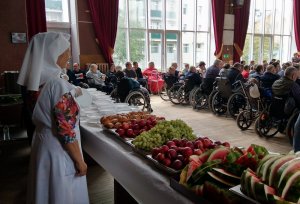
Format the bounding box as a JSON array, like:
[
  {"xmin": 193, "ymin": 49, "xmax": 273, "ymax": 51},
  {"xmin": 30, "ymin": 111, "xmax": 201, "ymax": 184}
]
[{"xmin": 18, "ymin": 32, "xmax": 89, "ymax": 204}]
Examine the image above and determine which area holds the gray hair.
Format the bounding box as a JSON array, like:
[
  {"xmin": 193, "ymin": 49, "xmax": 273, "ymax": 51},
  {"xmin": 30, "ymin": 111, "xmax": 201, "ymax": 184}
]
[
  {"xmin": 213, "ymin": 59, "xmax": 222, "ymax": 66},
  {"xmin": 89, "ymin": 63, "xmax": 98, "ymax": 70}
]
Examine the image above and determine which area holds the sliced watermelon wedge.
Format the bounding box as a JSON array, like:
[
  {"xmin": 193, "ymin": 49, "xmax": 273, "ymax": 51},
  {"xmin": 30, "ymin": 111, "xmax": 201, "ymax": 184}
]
[
  {"xmin": 276, "ymin": 158, "xmax": 300, "ymax": 191},
  {"xmin": 198, "ymin": 149, "xmax": 213, "ymax": 163},
  {"xmin": 207, "ymin": 147, "xmax": 230, "ymax": 162},
  {"xmin": 211, "ymin": 168, "xmax": 240, "ymax": 185},
  {"xmin": 256, "ymin": 154, "xmax": 280, "ymax": 176},
  {"xmin": 186, "ymin": 160, "xmax": 202, "ymax": 181},
  {"xmin": 260, "ymin": 155, "xmax": 282, "ymax": 182},
  {"xmin": 281, "ymin": 171, "xmax": 300, "ymax": 203},
  {"xmin": 268, "ymin": 155, "xmax": 296, "ymax": 187}
]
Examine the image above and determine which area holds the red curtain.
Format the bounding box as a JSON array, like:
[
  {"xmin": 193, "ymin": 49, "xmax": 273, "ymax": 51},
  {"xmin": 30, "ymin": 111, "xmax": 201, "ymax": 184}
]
[
  {"xmin": 294, "ymin": 0, "xmax": 300, "ymax": 52},
  {"xmin": 233, "ymin": 0, "xmax": 251, "ymax": 62},
  {"xmin": 87, "ymin": 0, "xmax": 119, "ymax": 64},
  {"xmin": 211, "ymin": 0, "xmax": 225, "ymax": 59},
  {"xmin": 26, "ymin": 0, "xmax": 47, "ymax": 41}
]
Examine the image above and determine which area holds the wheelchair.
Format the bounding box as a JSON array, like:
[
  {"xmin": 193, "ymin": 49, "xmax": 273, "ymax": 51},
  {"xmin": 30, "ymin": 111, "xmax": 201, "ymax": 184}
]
[
  {"xmin": 254, "ymin": 95, "xmax": 295, "ymax": 140},
  {"xmin": 110, "ymin": 77, "xmax": 152, "ymax": 112},
  {"xmin": 176, "ymin": 80, "xmax": 200, "ymax": 105},
  {"xmin": 168, "ymin": 82, "xmax": 184, "ymax": 105},
  {"xmin": 159, "ymin": 73, "xmax": 178, "ymax": 101}
]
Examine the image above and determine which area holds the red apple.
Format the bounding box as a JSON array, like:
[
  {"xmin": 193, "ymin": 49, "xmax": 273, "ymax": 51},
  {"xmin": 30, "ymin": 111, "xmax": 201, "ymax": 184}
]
[
  {"xmin": 167, "ymin": 149, "xmax": 177, "ymax": 159},
  {"xmin": 133, "ymin": 129, "xmax": 140, "ymax": 136},
  {"xmin": 122, "ymin": 122, "xmax": 130, "ymax": 130},
  {"xmin": 193, "ymin": 148, "xmax": 203, "ymax": 155},
  {"xmin": 177, "ymin": 154, "xmax": 185, "ymax": 162},
  {"xmin": 151, "ymin": 148, "xmax": 160, "ymax": 157},
  {"xmin": 139, "ymin": 119, "xmax": 146, "ymax": 127},
  {"xmin": 185, "ymin": 141, "xmax": 194, "ymax": 149},
  {"xmin": 203, "ymin": 139, "xmax": 212, "ymax": 148},
  {"xmin": 116, "ymin": 128, "xmax": 125, "ymax": 137},
  {"xmin": 194, "ymin": 140, "xmax": 204, "ymax": 149},
  {"xmin": 151, "ymin": 120, "xmax": 157, "ymax": 126},
  {"xmin": 166, "ymin": 141, "xmax": 176, "ymax": 148},
  {"xmin": 156, "ymin": 153, "xmax": 165, "ymax": 162},
  {"xmin": 130, "ymin": 119, "xmax": 137, "ymax": 124},
  {"xmin": 161, "ymin": 145, "xmax": 169, "ymax": 153},
  {"xmin": 146, "ymin": 120, "xmax": 152, "ymax": 126},
  {"xmin": 222, "ymin": 142, "xmax": 230, "ymax": 148},
  {"xmin": 132, "ymin": 123, "xmax": 140, "ymax": 130},
  {"xmin": 182, "ymin": 147, "xmax": 193, "ymax": 158},
  {"xmin": 172, "ymin": 159, "xmax": 183, "ymax": 170},
  {"xmin": 163, "ymin": 158, "xmax": 172, "ymax": 166},
  {"xmin": 208, "ymin": 144, "xmax": 216, "ymax": 149},
  {"xmin": 172, "ymin": 139, "xmax": 180, "ymax": 145},
  {"xmin": 170, "ymin": 146, "xmax": 178, "ymax": 151},
  {"xmin": 126, "ymin": 129, "xmax": 134, "ymax": 137}
]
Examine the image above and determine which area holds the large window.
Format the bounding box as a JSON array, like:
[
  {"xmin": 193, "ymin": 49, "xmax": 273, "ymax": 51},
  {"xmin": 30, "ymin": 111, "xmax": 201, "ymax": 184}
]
[
  {"xmin": 113, "ymin": 0, "xmax": 214, "ymax": 71},
  {"xmin": 242, "ymin": 0, "xmax": 294, "ymax": 63},
  {"xmin": 45, "ymin": 0, "xmax": 70, "ymax": 33}
]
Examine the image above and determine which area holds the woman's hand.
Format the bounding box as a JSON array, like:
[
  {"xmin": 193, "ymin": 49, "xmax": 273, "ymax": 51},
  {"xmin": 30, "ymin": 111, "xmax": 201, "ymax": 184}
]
[{"xmin": 75, "ymin": 160, "xmax": 87, "ymax": 176}]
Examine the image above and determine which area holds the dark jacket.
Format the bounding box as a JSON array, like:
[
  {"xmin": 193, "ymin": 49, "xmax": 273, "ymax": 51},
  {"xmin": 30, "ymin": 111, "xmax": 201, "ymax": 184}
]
[
  {"xmin": 135, "ymin": 67, "xmax": 143, "ymax": 79},
  {"xmin": 227, "ymin": 67, "xmax": 244, "ymax": 85},
  {"xmin": 205, "ymin": 65, "xmax": 220, "ymax": 79},
  {"xmin": 260, "ymin": 72, "xmax": 280, "ymax": 89},
  {"xmin": 185, "ymin": 72, "xmax": 202, "ymax": 91},
  {"xmin": 272, "ymin": 77, "xmax": 294, "ymax": 96}
]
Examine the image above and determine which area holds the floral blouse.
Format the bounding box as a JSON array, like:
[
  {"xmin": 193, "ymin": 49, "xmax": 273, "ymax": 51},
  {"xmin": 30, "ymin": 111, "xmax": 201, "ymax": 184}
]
[{"xmin": 53, "ymin": 92, "xmax": 79, "ymax": 144}]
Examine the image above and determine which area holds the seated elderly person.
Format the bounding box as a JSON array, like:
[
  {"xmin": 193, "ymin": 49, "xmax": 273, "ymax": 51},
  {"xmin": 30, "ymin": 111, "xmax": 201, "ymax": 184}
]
[
  {"xmin": 164, "ymin": 66, "xmax": 179, "ymax": 89},
  {"xmin": 133, "ymin": 61, "xmax": 147, "ymax": 87},
  {"xmin": 124, "ymin": 61, "xmax": 137, "ymax": 79},
  {"xmin": 249, "ymin": 64, "xmax": 263, "ymax": 80},
  {"xmin": 260, "ymin": 64, "xmax": 280, "ymax": 89},
  {"xmin": 185, "ymin": 66, "xmax": 202, "ymax": 92},
  {"xmin": 86, "ymin": 64, "xmax": 113, "ymax": 93}
]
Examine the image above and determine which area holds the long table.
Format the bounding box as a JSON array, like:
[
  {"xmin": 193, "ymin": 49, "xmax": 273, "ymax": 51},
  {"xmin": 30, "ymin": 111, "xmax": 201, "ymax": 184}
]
[{"xmin": 80, "ymin": 123, "xmax": 193, "ymax": 204}]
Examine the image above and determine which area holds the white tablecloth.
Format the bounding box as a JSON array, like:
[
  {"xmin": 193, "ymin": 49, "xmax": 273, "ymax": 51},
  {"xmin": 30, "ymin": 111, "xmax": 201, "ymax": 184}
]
[{"xmin": 80, "ymin": 123, "xmax": 193, "ymax": 204}]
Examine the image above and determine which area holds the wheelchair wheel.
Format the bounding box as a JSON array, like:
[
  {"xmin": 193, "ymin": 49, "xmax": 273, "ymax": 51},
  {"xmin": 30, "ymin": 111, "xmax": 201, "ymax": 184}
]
[
  {"xmin": 125, "ymin": 91, "xmax": 147, "ymax": 111},
  {"xmin": 236, "ymin": 110, "xmax": 253, "ymax": 131},
  {"xmin": 211, "ymin": 91, "xmax": 227, "ymax": 115},
  {"xmin": 208, "ymin": 89, "xmax": 217, "ymax": 111},
  {"xmin": 194, "ymin": 89, "xmax": 208, "ymax": 110},
  {"xmin": 227, "ymin": 93, "xmax": 247, "ymax": 119},
  {"xmin": 177, "ymin": 86, "xmax": 190, "ymax": 105},
  {"xmin": 168, "ymin": 84, "xmax": 181, "ymax": 105},
  {"xmin": 159, "ymin": 83, "xmax": 170, "ymax": 101},
  {"xmin": 110, "ymin": 88, "xmax": 120, "ymax": 102},
  {"xmin": 286, "ymin": 110, "xmax": 300, "ymax": 145},
  {"xmin": 255, "ymin": 111, "xmax": 280, "ymax": 138}
]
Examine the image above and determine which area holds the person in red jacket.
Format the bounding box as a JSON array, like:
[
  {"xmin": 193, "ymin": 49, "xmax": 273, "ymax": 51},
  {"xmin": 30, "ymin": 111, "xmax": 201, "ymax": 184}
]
[
  {"xmin": 143, "ymin": 62, "xmax": 164, "ymax": 94},
  {"xmin": 143, "ymin": 61, "xmax": 158, "ymax": 77}
]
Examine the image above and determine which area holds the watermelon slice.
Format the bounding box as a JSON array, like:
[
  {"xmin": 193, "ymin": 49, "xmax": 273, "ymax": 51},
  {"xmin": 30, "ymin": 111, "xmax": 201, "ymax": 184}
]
[
  {"xmin": 211, "ymin": 168, "xmax": 240, "ymax": 185},
  {"xmin": 241, "ymin": 169, "xmax": 260, "ymax": 197},
  {"xmin": 268, "ymin": 155, "xmax": 296, "ymax": 187},
  {"xmin": 254, "ymin": 181, "xmax": 276, "ymax": 203},
  {"xmin": 207, "ymin": 171, "xmax": 236, "ymax": 187},
  {"xmin": 281, "ymin": 171, "xmax": 300, "ymax": 203},
  {"xmin": 179, "ymin": 165, "xmax": 188, "ymax": 185},
  {"xmin": 266, "ymin": 194, "xmax": 297, "ymax": 204},
  {"xmin": 250, "ymin": 175, "xmax": 262, "ymax": 200},
  {"xmin": 260, "ymin": 155, "xmax": 282, "ymax": 182},
  {"xmin": 189, "ymin": 155, "xmax": 200, "ymax": 163},
  {"xmin": 276, "ymin": 158, "xmax": 300, "ymax": 191},
  {"xmin": 198, "ymin": 149, "xmax": 213, "ymax": 163},
  {"xmin": 186, "ymin": 160, "xmax": 202, "ymax": 181},
  {"xmin": 191, "ymin": 185, "xmax": 204, "ymax": 195},
  {"xmin": 207, "ymin": 147, "xmax": 230, "ymax": 162},
  {"xmin": 256, "ymin": 154, "xmax": 280, "ymax": 175}
]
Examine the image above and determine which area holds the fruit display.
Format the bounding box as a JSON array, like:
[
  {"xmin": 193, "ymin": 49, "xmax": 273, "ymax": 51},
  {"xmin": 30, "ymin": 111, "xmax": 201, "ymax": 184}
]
[
  {"xmin": 100, "ymin": 112, "xmax": 165, "ymax": 138},
  {"xmin": 132, "ymin": 119, "xmax": 196, "ymax": 151},
  {"xmin": 179, "ymin": 144, "xmax": 268, "ymax": 194},
  {"xmin": 151, "ymin": 137, "xmax": 230, "ymax": 170},
  {"xmin": 240, "ymin": 153, "xmax": 300, "ymax": 204}
]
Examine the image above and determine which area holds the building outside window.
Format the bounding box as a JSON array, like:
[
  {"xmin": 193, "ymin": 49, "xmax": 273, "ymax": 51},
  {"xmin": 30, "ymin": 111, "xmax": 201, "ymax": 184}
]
[
  {"xmin": 242, "ymin": 0, "xmax": 295, "ymax": 64},
  {"xmin": 113, "ymin": 0, "xmax": 214, "ymax": 71}
]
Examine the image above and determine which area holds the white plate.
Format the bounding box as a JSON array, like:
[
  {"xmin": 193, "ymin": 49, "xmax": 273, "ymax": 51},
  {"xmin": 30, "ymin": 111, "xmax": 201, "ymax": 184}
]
[{"xmin": 76, "ymin": 89, "xmax": 93, "ymax": 108}]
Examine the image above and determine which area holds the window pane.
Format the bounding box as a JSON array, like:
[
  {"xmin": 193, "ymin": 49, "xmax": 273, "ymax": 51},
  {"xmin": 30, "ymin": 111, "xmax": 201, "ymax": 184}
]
[
  {"xmin": 283, "ymin": 0, "xmax": 293, "ymax": 35},
  {"xmin": 45, "ymin": 0, "xmax": 69, "ymax": 22},
  {"xmin": 263, "ymin": 37, "xmax": 271, "ymax": 62},
  {"xmin": 118, "ymin": 0, "xmax": 127, "ymax": 28},
  {"xmin": 182, "ymin": 0, "xmax": 195, "ymax": 31},
  {"xmin": 113, "ymin": 29, "xmax": 128, "ymax": 66},
  {"xmin": 149, "ymin": 0, "xmax": 163, "ymax": 29},
  {"xmin": 272, "ymin": 36, "xmax": 281, "ymax": 60},
  {"xmin": 242, "ymin": 34, "xmax": 251, "ymax": 63},
  {"xmin": 197, "ymin": 0, "xmax": 210, "ymax": 31},
  {"xmin": 166, "ymin": 33, "xmax": 178, "ymax": 70},
  {"xmin": 264, "ymin": 1, "xmax": 273, "ymax": 34},
  {"xmin": 274, "ymin": 0, "xmax": 283, "ymax": 35},
  {"xmin": 253, "ymin": 36, "xmax": 261, "ymax": 62},
  {"xmin": 129, "ymin": 0, "xmax": 146, "ymax": 28},
  {"xmin": 254, "ymin": 0, "xmax": 263, "ymax": 34},
  {"xmin": 129, "ymin": 30, "xmax": 146, "ymax": 68},
  {"xmin": 281, "ymin": 36, "xmax": 290, "ymax": 62},
  {"xmin": 182, "ymin": 32, "xmax": 194, "ymax": 65},
  {"xmin": 149, "ymin": 32, "xmax": 162, "ymax": 69},
  {"xmin": 247, "ymin": 0, "xmax": 255, "ymax": 33},
  {"xmin": 166, "ymin": 0, "xmax": 180, "ymax": 30},
  {"xmin": 196, "ymin": 33, "xmax": 208, "ymax": 64}
]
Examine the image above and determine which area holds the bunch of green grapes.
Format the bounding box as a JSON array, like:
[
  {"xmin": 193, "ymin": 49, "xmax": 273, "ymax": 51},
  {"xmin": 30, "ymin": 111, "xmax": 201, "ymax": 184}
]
[{"xmin": 132, "ymin": 119, "xmax": 196, "ymax": 151}]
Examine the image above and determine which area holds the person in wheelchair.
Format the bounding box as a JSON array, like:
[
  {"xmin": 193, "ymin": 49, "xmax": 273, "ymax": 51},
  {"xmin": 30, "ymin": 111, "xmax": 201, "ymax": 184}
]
[
  {"xmin": 202, "ymin": 59, "xmax": 223, "ymax": 95},
  {"xmin": 86, "ymin": 64, "xmax": 113, "ymax": 94},
  {"xmin": 184, "ymin": 66, "xmax": 202, "ymax": 92},
  {"xmin": 115, "ymin": 71, "xmax": 152, "ymax": 112},
  {"xmin": 259, "ymin": 64, "xmax": 280, "ymax": 99},
  {"xmin": 226, "ymin": 63, "xmax": 245, "ymax": 88},
  {"xmin": 164, "ymin": 66, "xmax": 179, "ymax": 89}
]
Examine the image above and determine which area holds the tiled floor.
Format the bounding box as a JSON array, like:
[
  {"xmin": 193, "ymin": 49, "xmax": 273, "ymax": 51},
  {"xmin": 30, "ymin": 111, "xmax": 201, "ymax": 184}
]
[{"xmin": 0, "ymin": 95, "xmax": 293, "ymax": 204}]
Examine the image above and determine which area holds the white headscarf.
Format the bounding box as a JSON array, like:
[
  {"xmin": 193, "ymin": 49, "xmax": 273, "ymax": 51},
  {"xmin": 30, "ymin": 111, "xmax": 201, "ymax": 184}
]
[{"xmin": 17, "ymin": 32, "xmax": 70, "ymax": 91}]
